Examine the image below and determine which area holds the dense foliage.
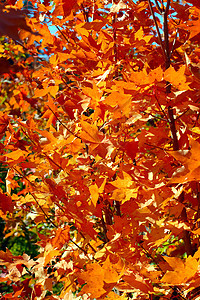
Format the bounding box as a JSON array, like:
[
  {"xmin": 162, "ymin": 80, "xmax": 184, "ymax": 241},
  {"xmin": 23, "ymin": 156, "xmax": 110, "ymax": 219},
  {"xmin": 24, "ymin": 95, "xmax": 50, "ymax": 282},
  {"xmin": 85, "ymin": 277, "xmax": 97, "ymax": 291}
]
[{"xmin": 0, "ymin": 0, "xmax": 200, "ymax": 299}]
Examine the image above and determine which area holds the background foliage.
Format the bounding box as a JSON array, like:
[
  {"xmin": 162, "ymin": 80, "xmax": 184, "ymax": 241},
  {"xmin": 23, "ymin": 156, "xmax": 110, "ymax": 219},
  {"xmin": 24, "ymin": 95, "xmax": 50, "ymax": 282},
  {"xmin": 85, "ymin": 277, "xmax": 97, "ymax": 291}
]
[{"xmin": 0, "ymin": 0, "xmax": 200, "ymax": 299}]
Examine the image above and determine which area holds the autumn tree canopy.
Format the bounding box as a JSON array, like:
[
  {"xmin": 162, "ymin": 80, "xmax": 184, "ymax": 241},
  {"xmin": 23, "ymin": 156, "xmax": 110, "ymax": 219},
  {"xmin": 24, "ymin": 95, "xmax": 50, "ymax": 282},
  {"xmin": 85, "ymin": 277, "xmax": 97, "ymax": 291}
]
[{"xmin": 0, "ymin": 0, "xmax": 200, "ymax": 299}]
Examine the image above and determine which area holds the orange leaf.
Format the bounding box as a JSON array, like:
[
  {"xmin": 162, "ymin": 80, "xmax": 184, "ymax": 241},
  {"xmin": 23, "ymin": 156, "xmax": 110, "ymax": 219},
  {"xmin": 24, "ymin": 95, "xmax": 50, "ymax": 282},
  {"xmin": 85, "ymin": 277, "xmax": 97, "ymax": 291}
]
[
  {"xmin": 103, "ymin": 256, "xmax": 123, "ymax": 283},
  {"xmin": 79, "ymin": 263, "xmax": 106, "ymax": 298},
  {"xmin": 5, "ymin": 150, "xmax": 27, "ymax": 161},
  {"xmin": 161, "ymin": 256, "xmax": 198, "ymax": 284},
  {"xmin": 169, "ymin": 138, "xmax": 200, "ymax": 183},
  {"xmin": 48, "ymin": 85, "xmax": 59, "ymax": 98},
  {"xmin": 80, "ymin": 120, "xmax": 103, "ymax": 143},
  {"xmin": 44, "ymin": 249, "xmax": 60, "ymax": 267},
  {"xmin": 34, "ymin": 88, "xmax": 48, "ymax": 98},
  {"xmin": 52, "ymin": 227, "xmax": 70, "ymax": 249},
  {"xmin": 164, "ymin": 65, "xmax": 191, "ymax": 90}
]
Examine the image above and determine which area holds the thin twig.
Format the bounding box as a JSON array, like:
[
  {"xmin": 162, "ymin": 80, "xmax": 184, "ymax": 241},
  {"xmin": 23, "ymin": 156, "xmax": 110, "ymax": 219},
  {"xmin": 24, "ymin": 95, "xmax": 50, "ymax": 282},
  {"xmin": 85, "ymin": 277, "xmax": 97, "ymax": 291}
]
[
  {"xmin": 30, "ymin": 192, "xmax": 58, "ymax": 228},
  {"xmin": 79, "ymin": 232, "xmax": 98, "ymax": 254},
  {"xmin": 47, "ymin": 105, "xmax": 82, "ymax": 140},
  {"xmin": 12, "ymin": 166, "xmax": 37, "ymax": 188},
  {"xmin": 154, "ymin": 94, "xmax": 169, "ymax": 121},
  {"xmin": 144, "ymin": 142, "xmax": 169, "ymax": 151},
  {"xmin": 175, "ymin": 108, "xmax": 190, "ymax": 120},
  {"xmin": 147, "ymin": 0, "xmax": 167, "ymax": 61},
  {"xmin": 154, "ymin": 0, "xmax": 163, "ymax": 14},
  {"xmin": 163, "ymin": 7, "xmax": 170, "ymax": 69},
  {"xmin": 169, "ymin": 29, "xmax": 178, "ymax": 59},
  {"xmin": 43, "ymin": 152, "xmax": 63, "ymax": 170},
  {"xmin": 112, "ymin": 13, "xmax": 119, "ymax": 78},
  {"xmin": 56, "ymin": 25, "xmax": 70, "ymax": 43},
  {"xmin": 139, "ymin": 243, "xmax": 163, "ymax": 273}
]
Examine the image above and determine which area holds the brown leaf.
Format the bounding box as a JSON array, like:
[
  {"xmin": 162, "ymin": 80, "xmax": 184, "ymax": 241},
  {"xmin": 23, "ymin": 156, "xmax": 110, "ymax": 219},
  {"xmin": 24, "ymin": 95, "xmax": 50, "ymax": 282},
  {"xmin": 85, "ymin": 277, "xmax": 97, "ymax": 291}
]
[{"xmin": 0, "ymin": 8, "xmax": 41, "ymax": 43}]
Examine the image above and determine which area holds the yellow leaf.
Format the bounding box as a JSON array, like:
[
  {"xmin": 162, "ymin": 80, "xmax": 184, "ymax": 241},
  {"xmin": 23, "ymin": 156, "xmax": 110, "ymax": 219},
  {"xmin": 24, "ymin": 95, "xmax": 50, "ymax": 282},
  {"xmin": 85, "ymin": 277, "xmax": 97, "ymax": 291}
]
[
  {"xmin": 44, "ymin": 249, "xmax": 60, "ymax": 267},
  {"xmin": 89, "ymin": 184, "xmax": 99, "ymax": 206},
  {"xmin": 0, "ymin": 45, "xmax": 4, "ymax": 53},
  {"xmin": 191, "ymin": 127, "xmax": 200, "ymax": 134},
  {"xmin": 111, "ymin": 172, "xmax": 133, "ymax": 188},
  {"xmin": 135, "ymin": 27, "xmax": 143, "ymax": 40},
  {"xmin": 99, "ymin": 178, "xmax": 107, "ymax": 194},
  {"xmin": 111, "ymin": 172, "xmax": 138, "ymax": 203},
  {"xmin": 106, "ymin": 291, "xmax": 127, "ymax": 300},
  {"xmin": 48, "ymin": 85, "xmax": 59, "ymax": 97}
]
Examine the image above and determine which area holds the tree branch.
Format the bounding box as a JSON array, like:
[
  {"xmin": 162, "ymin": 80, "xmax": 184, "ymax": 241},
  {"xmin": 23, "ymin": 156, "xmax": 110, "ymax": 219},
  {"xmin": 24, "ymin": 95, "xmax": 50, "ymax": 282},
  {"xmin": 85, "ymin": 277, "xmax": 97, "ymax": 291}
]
[{"xmin": 147, "ymin": 0, "xmax": 167, "ymax": 61}]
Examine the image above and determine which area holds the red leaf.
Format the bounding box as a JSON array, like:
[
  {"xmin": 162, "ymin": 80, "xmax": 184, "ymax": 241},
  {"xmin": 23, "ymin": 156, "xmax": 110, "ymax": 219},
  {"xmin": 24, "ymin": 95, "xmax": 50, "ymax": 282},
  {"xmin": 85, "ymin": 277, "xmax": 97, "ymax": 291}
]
[
  {"xmin": 59, "ymin": 0, "xmax": 77, "ymax": 16},
  {"xmin": 187, "ymin": 0, "xmax": 200, "ymax": 8},
  {"xmin": 0, "ymin": 193, "xmax": 13, "ymax": 214},
  {"xmin": 120, "ymin": 141, "xmax": 138, "ymax": 161}
]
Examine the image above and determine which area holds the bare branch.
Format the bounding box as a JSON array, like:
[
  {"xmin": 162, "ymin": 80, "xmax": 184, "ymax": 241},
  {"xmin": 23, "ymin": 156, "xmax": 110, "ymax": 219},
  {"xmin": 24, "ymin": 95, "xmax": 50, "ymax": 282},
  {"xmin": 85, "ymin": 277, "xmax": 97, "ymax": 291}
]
[
  {"xmin": 147, "ymin": 0, "xmax": 167, "ymax": 61},
  {"xmin": 154, "ymin": 0, "xmax": 163, "ymax": 13}
]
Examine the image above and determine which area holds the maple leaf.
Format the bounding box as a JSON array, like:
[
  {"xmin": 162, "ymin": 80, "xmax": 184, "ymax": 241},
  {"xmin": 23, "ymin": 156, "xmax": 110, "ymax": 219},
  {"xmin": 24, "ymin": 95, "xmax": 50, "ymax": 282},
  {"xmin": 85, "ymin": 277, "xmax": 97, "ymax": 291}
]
[
  {"xmin": 169, "ymin": 139, "xmax": 200, "ymax": 183},
  {"xmin": 187, "ymin": 8, "xmax": 200, "ymax": 39},
  {"xmin": 89, "ymin": 178, "xmax": 106, "ymax": 207},
  {"xmin": 110, "ymin": 172, "xmax": 138, "ymax": 204},
  {"xmin": 79, "ymin": 263, "xmax": 106, "ymax": 298},
  {"xmin": 0, "ymin": 193, "xmax": 14, "ymax": 214},
  {"xmin": 110, "ymin": 0, "xmax": 127, "ymax": 13},
  {"xmin": 1, "ymin": 0, "xmax": 200, "ymax": 299},
  {"xmin": 53, "ymin": 0, "xmax": 78, "ymax": 17},
  {"xmin": 79, "ymin": 256, "xmax": 124, "ymax": 298},
  {"xmin": 51, "ymin": 227, "xmax": 70, "ymax": 249},
  {"xmin": 80, "ymin": 120, "xmax": 104, "ymax": 144},
  {"xmin": 103, "ymin": 91, "xmax": 132, "ymax": 117},
  {"xmin": 0, "ymin": 112, "xmax": 9, "ymax": 136},
  {"xmin": 161, "ymin": 256, "xmax": 198, "ymax": 284},
  {"xmin": 44, "ymin": 247, "xmax": 60, "ymax": 267},
  {"xmin": 164, "ymin": 65, "xmax": 191, "ymax": 91},
  {"xmin": 0, "ymin": 8, "xmax": 41, "ymax": 43},
  {"xmin": 120, "ymin": 141, "xmax": 138, "ymax": 161},
  {"xmin": 185, "ymin": 52, "xmax": 200, "ymax": 82},
  {"xmin": 187, "ymin": 0, "xmax": 200, "ymax": 7}
]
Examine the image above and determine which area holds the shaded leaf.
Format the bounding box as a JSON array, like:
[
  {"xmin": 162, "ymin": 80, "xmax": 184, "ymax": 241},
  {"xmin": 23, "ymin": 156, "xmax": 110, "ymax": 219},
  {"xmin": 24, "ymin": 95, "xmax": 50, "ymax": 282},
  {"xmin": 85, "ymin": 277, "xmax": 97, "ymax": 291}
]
[{"xmin": 0, "ymin": 8, "xmax": 41, "ymax": 43}]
